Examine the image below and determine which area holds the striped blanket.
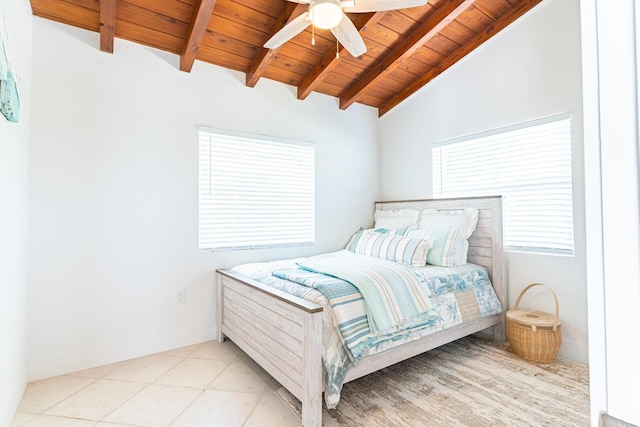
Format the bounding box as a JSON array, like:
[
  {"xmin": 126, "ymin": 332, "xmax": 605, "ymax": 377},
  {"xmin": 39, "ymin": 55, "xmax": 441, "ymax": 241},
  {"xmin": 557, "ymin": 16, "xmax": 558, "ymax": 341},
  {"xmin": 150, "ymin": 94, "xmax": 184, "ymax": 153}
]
[{"xmin": 273, "ymin": 250, "xmax": 438, "ymax": 361}]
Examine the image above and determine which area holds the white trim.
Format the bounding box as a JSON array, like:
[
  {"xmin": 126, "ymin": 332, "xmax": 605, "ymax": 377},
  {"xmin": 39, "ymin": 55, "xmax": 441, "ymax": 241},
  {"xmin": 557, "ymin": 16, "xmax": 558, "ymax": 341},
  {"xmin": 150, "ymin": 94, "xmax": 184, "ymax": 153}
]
[
  {"xmin": 197, "ymin": 126, "xmax": 314, "ymax": 149},
  {"xmin": 583, "ymin": 0, "xmax": 640, "ymax": 425},
  {"xmin": 433, "ymin": 112, "xmax": 573, "ymax": 148},
  {"xmin": 198, "ymin": 127, "xmax": 316, "ymax": 251},
  {"xmin": 580, "ymin": 1, "xmax": 607, "ymax": 425},
  {"xmin": 432, "ymin": 115, "xmax": 574, "ymax": 255}
]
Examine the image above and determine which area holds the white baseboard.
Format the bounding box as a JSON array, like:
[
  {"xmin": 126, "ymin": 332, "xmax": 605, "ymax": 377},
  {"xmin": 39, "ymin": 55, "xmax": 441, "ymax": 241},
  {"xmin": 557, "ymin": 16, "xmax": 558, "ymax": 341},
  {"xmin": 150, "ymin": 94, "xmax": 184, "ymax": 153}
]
[
  {"xmin": 601, "ymin": 413, "xmax": 640, "ymax": 427},
  {"xmin": 28, "ymin": 323, "xmax": 217, "ymax": 382},
  {"xmin": 557, "ymin": 336, "xmax": 589, "ymax": 364},
  {"xmin": 1, "ymin": 364, "xmax": 28, "ymax": 427}
]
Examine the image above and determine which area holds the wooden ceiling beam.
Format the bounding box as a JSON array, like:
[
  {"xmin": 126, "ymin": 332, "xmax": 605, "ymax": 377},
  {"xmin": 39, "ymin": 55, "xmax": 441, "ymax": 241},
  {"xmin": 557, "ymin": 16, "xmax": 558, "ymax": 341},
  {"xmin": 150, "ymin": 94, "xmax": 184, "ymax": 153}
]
[
  {"xmin": 339, "ymin": 0, "xmax": 476, "ymax": 110},
  {"xmin": 297, "ymin": 12, "xmax": 385, "ymax": 100},
  {"xmin": 246, "ymin": 3, "xmax": 307, "ymax": 88},
  {"xmin": 99, "ymin": 0, "xmax": 117, "ymax": 53},
  {"xmin": 378, "ymin": 0, "xmax": 543, "ymax": 117},
  {"xmin": 180, "ymin": 0, "xmax": 218, "ymax": 73},
  {"xmin": 34, "ymin": 0, "xmax": 539, "ymax": 115}
]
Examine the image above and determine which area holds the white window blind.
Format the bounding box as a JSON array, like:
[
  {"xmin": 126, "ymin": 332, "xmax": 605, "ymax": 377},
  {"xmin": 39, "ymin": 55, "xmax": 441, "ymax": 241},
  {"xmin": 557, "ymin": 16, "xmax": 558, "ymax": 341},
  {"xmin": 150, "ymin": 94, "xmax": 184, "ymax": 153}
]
[
  {"xmin": 433, "ymin": 114, "xmax": 574, "ymax": 256},
  {"xmin": 198, "ymin": 128, "xmax": 315, "ymax": 251}
]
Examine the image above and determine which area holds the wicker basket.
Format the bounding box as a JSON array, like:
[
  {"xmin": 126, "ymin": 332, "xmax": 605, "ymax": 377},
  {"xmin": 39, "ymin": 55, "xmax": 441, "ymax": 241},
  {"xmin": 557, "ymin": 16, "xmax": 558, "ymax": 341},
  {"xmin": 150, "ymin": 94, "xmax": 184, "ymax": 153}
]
[{"xmin": 506, "ymin": 283, "xmax": 562, "ymax": 364}]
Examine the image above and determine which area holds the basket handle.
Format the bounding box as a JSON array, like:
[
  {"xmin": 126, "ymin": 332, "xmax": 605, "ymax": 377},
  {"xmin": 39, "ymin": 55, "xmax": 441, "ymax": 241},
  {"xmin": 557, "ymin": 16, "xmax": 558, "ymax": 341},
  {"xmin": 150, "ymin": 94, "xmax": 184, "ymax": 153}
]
[{"xmin": 513, "ymin": 283, "xmax": 560, "ymax": 331}]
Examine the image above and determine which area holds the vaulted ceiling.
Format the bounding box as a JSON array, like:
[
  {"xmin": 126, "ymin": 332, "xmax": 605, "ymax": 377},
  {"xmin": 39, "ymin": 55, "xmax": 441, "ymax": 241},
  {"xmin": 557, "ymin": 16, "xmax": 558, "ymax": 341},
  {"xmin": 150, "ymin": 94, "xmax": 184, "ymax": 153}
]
[{"xmin": 29, "ymin": 0, "xmax": 542, "ymax": 116}]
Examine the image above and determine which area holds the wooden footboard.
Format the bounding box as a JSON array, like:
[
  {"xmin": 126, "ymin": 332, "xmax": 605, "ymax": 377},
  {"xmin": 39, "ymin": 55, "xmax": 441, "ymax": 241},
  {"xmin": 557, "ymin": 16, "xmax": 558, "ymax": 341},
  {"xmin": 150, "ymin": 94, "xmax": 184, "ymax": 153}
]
[
  {"xmin": 216, "ymin": 196, "xmax": 506, "ymax": 427},
  {"xmin": 217, "ymin": 270, "xmax": 323, "ymax": 427}
]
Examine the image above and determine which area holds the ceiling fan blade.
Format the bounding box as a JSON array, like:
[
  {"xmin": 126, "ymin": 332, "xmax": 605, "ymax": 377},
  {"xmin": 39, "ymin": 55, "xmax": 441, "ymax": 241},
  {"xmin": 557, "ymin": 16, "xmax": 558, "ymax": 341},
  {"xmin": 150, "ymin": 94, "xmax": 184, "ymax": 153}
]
[
  {"xmin": 330, "ymin": 15, "xmax": 367, "ymax": 57},
  {"xmin": 343, "ymin": 0, "xmax": 427, "ymax": 13},
  {"xmin": 264, "ymin": 11, "xmax": 311, "ymax": 49}
]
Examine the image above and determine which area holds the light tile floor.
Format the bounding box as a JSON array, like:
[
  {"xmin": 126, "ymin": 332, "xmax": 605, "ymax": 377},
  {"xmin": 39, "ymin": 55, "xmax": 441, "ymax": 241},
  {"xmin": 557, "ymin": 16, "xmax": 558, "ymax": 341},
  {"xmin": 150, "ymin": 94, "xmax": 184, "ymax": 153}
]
[{"xmin": 10, "ymin": 340, "xmax": 302, "ymax": 427}]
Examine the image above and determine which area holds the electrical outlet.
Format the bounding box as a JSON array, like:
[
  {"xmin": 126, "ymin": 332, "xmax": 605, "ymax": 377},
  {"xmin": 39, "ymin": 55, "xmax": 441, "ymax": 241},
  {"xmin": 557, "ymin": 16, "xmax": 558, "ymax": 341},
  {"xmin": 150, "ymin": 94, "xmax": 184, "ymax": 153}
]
[{"xmin": 177, "ymin": 289, "xmax": 186, "ymax": 304}]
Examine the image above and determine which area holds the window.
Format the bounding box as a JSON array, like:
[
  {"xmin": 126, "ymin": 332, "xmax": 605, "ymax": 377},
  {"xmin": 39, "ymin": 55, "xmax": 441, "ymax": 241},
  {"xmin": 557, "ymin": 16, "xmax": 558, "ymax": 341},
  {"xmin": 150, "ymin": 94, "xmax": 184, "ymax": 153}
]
[
  {"xmin": 433, "ymin": 114, "xmax": 574, "ymax": 256},
  {"xmin": 198, "ymin": 128, "xmax": 315, "ymax": 251}
]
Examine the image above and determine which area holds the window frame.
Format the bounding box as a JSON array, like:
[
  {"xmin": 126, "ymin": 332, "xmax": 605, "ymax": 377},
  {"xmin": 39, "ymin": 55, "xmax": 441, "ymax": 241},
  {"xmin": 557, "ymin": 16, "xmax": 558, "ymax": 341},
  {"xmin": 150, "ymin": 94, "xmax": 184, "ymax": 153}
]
[
  {"xmin": 432, "ymin": 113, "xmax": 575, "ymax": 256},
  {"xmin": 198, "ymin": 127, "xmax": 316, "ymax": 252}
]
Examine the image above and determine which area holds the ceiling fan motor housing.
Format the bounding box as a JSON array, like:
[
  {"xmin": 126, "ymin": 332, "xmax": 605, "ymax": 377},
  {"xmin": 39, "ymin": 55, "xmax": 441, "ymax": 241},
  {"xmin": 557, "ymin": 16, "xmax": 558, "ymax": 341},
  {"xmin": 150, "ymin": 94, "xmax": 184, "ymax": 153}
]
[{"xmin": 310, "ymin": 0, "xmax": 343, "ymax": 29}]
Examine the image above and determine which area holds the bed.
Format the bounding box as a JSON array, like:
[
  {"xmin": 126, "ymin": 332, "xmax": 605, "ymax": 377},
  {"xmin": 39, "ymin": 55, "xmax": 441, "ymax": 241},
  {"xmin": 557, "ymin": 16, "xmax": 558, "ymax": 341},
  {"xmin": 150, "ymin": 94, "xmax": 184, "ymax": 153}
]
[{"xmin": 216, "ymin": 196, "xmax": 506, "ymax": 427}]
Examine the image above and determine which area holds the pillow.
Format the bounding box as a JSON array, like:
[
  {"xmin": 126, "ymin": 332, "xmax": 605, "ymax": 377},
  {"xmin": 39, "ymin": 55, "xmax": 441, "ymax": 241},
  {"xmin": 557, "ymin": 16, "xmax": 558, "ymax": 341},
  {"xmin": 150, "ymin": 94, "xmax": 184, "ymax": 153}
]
[
  {"xmin": 418, "ymin": 208, "xmax": 479, "ymax": 238},
  {"xmin": 406, "ymin": 227, "xmax": 460, "ymax": 267},
  {"xmin": 418, "ymin": 208, "xmax": 479, "ymax": 265},
  {"xmin": 373, "ymin": 226, "xmax": 416, "ymax": 236},
  {"xmin": 345, "ymin": 229, "xmax": 433, "ymax": 267},
  {"xmin": 373, "ymin": 209, "xmax": 420, "ymax": 229}
]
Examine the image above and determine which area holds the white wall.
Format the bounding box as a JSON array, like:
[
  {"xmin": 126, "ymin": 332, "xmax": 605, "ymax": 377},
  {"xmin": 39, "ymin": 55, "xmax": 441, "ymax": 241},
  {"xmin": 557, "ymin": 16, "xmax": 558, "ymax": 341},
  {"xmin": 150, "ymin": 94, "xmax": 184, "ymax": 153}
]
[
  {"xmin": 378, "ymin": 0, "xmax": 587, "ymax": 363},
  {"xmin": 28, "ymin": 18, "xmax": 379, "ymax": 380},
  {"xmin": 0, "ymin": 0, "xmax": 31, "ymax": 425}
]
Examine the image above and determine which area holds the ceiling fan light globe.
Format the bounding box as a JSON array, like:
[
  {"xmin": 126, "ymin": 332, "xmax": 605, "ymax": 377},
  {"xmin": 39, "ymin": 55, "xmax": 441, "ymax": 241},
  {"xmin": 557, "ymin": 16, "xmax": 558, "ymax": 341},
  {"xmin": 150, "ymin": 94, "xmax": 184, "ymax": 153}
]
[{"xmin": 310, "ymin": 0, "xmax": 343, "ymax": 29}]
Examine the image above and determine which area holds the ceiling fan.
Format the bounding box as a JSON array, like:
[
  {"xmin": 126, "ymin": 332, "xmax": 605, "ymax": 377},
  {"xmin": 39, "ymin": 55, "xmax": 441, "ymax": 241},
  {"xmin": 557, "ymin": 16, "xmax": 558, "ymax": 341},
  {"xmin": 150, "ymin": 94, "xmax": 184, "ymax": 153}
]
[{"xmin": 264, "ymin": 0, "xmax": 428, "ymax": 58}]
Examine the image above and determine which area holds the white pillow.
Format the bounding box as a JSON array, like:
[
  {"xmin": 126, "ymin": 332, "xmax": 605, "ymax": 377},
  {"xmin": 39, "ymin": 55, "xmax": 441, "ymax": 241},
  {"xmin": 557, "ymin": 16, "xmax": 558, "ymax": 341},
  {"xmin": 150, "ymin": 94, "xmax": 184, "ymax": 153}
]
[
  {"xmin": 418, "ymin": 208, "xmax": 479, "ymax": 238},
  {"xmin": 417, "ymin": 208, "xmax": 479, "ymax": 265},
  {"xmin": 373, "ymin": 209, "xmax": 420, "ymax": 229}
]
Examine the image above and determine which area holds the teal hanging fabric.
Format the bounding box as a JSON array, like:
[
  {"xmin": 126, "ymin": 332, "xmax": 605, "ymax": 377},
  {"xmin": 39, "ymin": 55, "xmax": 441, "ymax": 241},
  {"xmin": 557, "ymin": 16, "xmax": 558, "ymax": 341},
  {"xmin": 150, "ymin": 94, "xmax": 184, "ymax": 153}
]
[
  {"xmin": 0, "ymin": 35, "xmax": 7, "ymax": 81},
  {"xmin": 0, "ymin": 23, "xmax": 7, "ymax": 81},
  {"xmin": 0, "ymin": 69, "xmax": 19, "ymax": 123}
]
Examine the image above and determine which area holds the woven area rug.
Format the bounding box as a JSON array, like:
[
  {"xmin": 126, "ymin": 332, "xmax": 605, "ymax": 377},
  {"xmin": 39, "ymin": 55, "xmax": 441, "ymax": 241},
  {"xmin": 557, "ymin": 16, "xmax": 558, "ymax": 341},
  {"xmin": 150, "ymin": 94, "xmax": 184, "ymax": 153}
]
[{"xmin": 277, "ymin": 334, "xmax": 590, "ymax": 427}]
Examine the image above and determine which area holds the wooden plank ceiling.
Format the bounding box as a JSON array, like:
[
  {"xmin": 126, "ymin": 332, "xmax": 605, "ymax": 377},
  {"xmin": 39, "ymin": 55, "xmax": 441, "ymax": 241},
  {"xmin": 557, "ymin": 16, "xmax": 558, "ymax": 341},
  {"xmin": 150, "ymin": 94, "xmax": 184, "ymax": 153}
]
[{"xmin": 30, "ymin": 0, "xmax": 542, "ymax": 116}]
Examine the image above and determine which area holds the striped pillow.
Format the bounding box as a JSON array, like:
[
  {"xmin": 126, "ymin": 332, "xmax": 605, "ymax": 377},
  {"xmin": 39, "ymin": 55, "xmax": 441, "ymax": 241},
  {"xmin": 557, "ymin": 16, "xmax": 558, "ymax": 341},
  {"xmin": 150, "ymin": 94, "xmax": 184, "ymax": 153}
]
[
  {"xmin": 345, "ymin": 229, "xmax": 432, "ymax": 267},
  {"xmin": 406, "ymin": 227, "xmax": 460, "ymax": 267}
]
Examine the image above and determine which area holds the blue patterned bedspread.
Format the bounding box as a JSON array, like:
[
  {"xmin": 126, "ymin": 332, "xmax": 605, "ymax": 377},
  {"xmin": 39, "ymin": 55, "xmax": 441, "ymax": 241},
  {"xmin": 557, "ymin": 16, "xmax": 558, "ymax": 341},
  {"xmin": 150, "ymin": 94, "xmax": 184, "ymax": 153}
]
[
  {"xmin": 230, "ymin": 250, "xmax": 502, "ymax": 408},
  {"xmin": 273, "ymin": 251, "xmax": 438, "ymax": 362}
]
